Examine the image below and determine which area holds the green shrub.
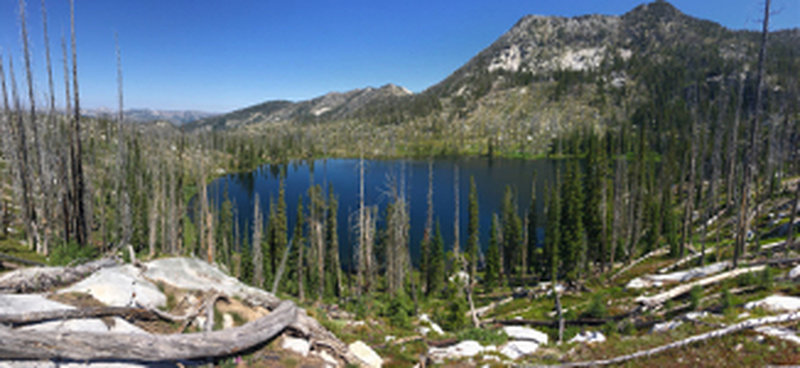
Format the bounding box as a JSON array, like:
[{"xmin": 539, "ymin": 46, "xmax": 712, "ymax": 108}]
[
  {"xmin": 721, "ymin": 287, "xmax": 734, "ymax": 314},
  {"xmin": 384, "ymin": 292, "xmax": 414, "ymax": 328},
  {"xmin": 457, "ymin": 327, "xmax": 508, "ymax": 346},
  {"xmin": 434, "ymin": 288, "xmax": 469, "ymax": 332},
  {"xmin": 585, "ymin": 293, "xmax": 608, "ymax": 319},
  {"xmin": 689, "ymin": 285, "xmax": 703, "ymax": 310},
  {"xmin": 758, "ymin": 266, "xmax": 774, "ymax": 291},
  {"xmin": 49, "ymin": 241, "xmax": 98, "ymax": 266}
]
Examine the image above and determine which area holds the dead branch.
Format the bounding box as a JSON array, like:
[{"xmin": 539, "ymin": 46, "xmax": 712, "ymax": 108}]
[
  {"xmin": 0, "ymin": 257, "xmax": 117, "ymax": 293},
  {"xmin": 544, "ymin": 311, "xmax": 800, "ymax": 367},
  {"xmin": 0, "ymin": 252, "xmax": 46, "ymax": 267},
  {"xmin": 610, "ymin": 247, "xmax": 668, "ymax": 281},
  {"xmin": 0, "ymin": 306, "xmax": 157, "ymax": 327},
  {"xmin": 0, "ymin": 300, "xmax": 297, "ymax": 362},
  {"xmin": 636, "ymin": 265, "xmax": 765, "ymax": 307}
]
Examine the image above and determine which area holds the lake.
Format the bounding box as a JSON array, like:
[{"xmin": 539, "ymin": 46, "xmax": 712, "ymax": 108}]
[{"xmin": 207, "ymin": 157, "xmax": 564, "ymax": 270}]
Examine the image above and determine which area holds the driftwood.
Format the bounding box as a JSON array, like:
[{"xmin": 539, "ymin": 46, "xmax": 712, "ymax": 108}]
[
  {"xmin": 0, "ymin": 300, "xmax": 297, "ymax": 361},
  {"xmin": 0, "ymin": 257, "xmax": 117, "ymax": 293},
  {"xmin": 466, "ymin": 296, "xmax": 513, "ymax": 318},
  {"xmin": 0, "ymin": 306, "xmax": 158, "ymax": 327},
  {"xmin": 636, "ymin": 265, "xmax": 765, "ymax": 307},
  {"xmin": 610, "ymin": 247, "xmax": 668, "ymax": 281},
  {"xmin": 544, "ymin": 311, "xmax": 800, "ymax": 367},
  {"xmin": 0, "ymin": 252, "xmax": 46, "ymax": 267}
]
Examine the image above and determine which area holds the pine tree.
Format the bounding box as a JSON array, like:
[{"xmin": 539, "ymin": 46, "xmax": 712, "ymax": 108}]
[
  {"xmin": 325, "ymin": 186, "xmax": 341, "ymax": 298},
  {"xmin": 526, "ymin": 174, "xmax": 538, "ymax": 277},
  {"xmin": 272, "ymin": 178, "xmax": 287, "ymax": 282},
  {"xmin": 427, "ymin": 222, "xmax": 445, "ymax": 297},
  {"xmin": 545, "ymin": 184, "xmax": 561, "ymax": 281},
  {"xmin": 288, "ymin": 196, "xmax": 305, "ymax": 299},
  {"xmin": 560, "ymin": 160, "xmax": 585, "ymax": 281},
  {"xmin": 485, "ymin": 214, "xmax": 501, "ymax": 291},
  {"xmin": 466, "ymin": 176, "xmax": 479, "ymax": 281},
  {"xmin": 584, "ymin": 134, "xmax": 607, "ymax": 270},
  {"xmin": 240, "ymin": 224, "xmax": 252, "ymax": 285},
  {"xmin": 252, "ymin": 193, "xmax": 264, "ymax": 288},
  {"xmin": 662, "ymin": 186, "xmax": 679, "ymax": 257},
  {"xmin": 501, "ymin": 186, "xmax": 522, "ymax": 277}
]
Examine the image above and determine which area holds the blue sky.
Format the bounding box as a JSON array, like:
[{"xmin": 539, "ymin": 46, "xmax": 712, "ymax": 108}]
[{"xmin": 0, "ymin": 0, "xmax": 797, "ymax": 112}]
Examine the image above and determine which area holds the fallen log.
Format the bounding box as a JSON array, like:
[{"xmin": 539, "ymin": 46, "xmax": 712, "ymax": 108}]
[
  {"xmin": 0, "ymin": 300, "xmax": 297, "ymax": 361},
  {"xmin": 0, "ymin": 257, "xmax": 118, "ymax": 293},
  {"xmin": 636, "ymin": 265, "xmax": 765, "ymax": 307},
  {"xmin": 465, "ymin": 296, "xmax": 513, "ymax": 318},
  {"xmin": 610, "ymin": 247, "xmax": 668, "ymax": 282},
  {"xmin": 0, "ymin": 252, "xmax": 46, "ymax": 267},
  {"xmin": 545, "ymin": 311, "xmax": 800, "ymax": 367},
  {"xmin": 0, "ymin": 306, "xmax": 157, "ymax": 327},
  {"xmin": 657, "ymin": 247, "xmax": 715, "ymax": 274}
]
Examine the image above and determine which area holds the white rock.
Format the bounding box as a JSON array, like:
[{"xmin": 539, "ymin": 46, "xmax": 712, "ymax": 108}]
[
  {"xmin": 222, "ymin": 313, "xmax": 235, "ymax": 329},
  {"xmin": 349, "ymin": 340, "xmax": 382, "ymax": 368},
  {"xmin": 144, "ymin": 257, "xmax": 279, "ymax": 306},
  {"xmin": 384, "ymin": 335, "xmax": 395, "ymax": 342},
  {"xmin": 745, "ymin": 295, "xmax": 800, "ymax": 312},
  {"xmin": 569, "ymin": 331, "xmax": 606, "ymax": 344},
  {"xmin": 282, "ymin": 336, "xmax": 311, "ymax": 357},
  {"xmin": 429, "ymin": 340, "xmax": 487, "ymax": 361},
  {"xmin": 651, "ymin": 320, "xmax": 683, "ymax": 333},
  {"xmin": 418, "ymin": 313, "xmax": 444, "ymax": 335},
  {"xmin": 59, "ymin": 265, "xmax": 166, "ymax": 309},
  {"xmin": 316, "ymin": 350, "xmax": 339, "ymax": 367},
  {"xmin": 502, "ymin": 326, "xmax": 548, "ymax": 345},
  {"xmin": 754, "ymin": 326, "xmax": 800, "ymax": 345},
  {"xmin": 417, "ymin": 326, "xmax": 431, "ymax": 336},
  {"xmin": 499, "ymin": 340, "xmax": 539, "ymax": 360},
  {"xmin": 789, "ymin": 265, "xmax": 800, "ymax": 279}
]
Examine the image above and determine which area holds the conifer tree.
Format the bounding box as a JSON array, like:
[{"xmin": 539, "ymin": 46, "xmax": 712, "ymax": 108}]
[
  {"xmin": 560, "ymin": 160, "xmax": 585, "ymax": 281},
  {"xmin": 272, "ymin": 178, "xmax": 287, "ymax": 281},
  {"xmin": 288, "ymin": 196, "xmax": 305, "ymax": 300},
  {"xmin": 584, "ymin": 134, "xmax": 607, "ymax": 270},
  {"xmin": 545, "ymin": 184, "xmax": 561, "ymax": 280},
  {"xmin": 466, "ymin": 176, "xmax": 479, "ymax": 281},
  {"xmin": 501, "ymin": 186, "xmax": 522, "ymax": 277},
  {"xmin": 485, "ymin": 214, "xmax": 501, "ymax": 291},
  {"xmin": 325, "ymin": 186, "xmax": 341, "ymax": 298},
  {"xmin": 526, "ymin": 174, "xmax": 538, "ymax": 276},
  {"xmin": 427, "ymin": 222, "xmax": 445, "ymax": 297}
]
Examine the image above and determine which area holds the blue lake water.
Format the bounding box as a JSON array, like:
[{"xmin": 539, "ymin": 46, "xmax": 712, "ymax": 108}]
[{"xmin": 207, "ymin": 157, "xmax": 563, "ymax": 269}]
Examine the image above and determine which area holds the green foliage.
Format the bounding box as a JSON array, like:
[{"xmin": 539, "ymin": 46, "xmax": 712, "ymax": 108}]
[
  {"xmin": 758, "ymin": 266, "xmax": 774, "ymax": 291},
  {"xmin": 384, "ymin": 292, "xmax": 414, "ymax": 328},
  {"xmin": 560, "ymin": 160, "xmax": 585, "ymax": 281},
  {"xmin": 689, "ymin": 285, "xmax": 703, "ymax": 310},
  {"xmin": 721, "ymin": 287, "xmax": 734, "ymax": 314},
  {"xmin": 585, "ymin": 293, "xmax": 608, "ymax": 319},
  {"xmin": 544, "ymin": 184, "xmax": 561, "ymax": 281},
  {"xmin": 467, "ymin": 176, "xmax": 479, "ymax": 280},
  {"xmin": 526, "ymin": 173, "xmax": 539, "ymax": 276},
  {"xmin": 485, "ymin": 214, "xmax": 502, "ymax": 291},
  {"xmin": 49, "ymin": 241, "xmax": 99, "ymax": 266},
  {"xmin": 435, "ymin": 284, "xmax": 469, "ymax": 332},
  {"xmin": 457, "ymin": 327, "xmax": 509, "ymax": 346},
  {"xmin": 427, "ymin": 223, "xmax": 446, "ymax": 297},
  {"xmin": 325, "ymin": 186, "xmax": 341, "ymax": 298},
  {"xmin": 501, "ymin": 186, "xmax": 523, "ymax": 277}
]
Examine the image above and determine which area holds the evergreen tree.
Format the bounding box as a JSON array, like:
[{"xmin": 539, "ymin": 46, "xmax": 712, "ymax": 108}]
[
  {"xmin": 526, "ymin": 174, "xmax": 538, "ymax": 276},
  {"xmin": 466, "ymin": 176, "xmax": 479, "ymax": 281},
  {"xmin": 544, "ymin": 184, "xmax": 561, "ymax": 281},
  {"xmin": 501, "ymin": 186, "xmax": 522, "ymax": 277},
  {"xmin": 485, "ymin": 214, "xmax": 502, "ymax": 291},
  {"xmin": 584, "ymin": 134, "xmax": 607, "ymax": 270},
  {"xmin": 560, "ymin": 160, "xmax": 585, "ymax": 281},
  {"xmin": 325, "ymin": 186, "xmax": 341, "ymax": 298},
  {"xmin": 662, "ymin": 186, "xmax": 679, "ymax": 257},
  {"xmin": 240, "ymin": 224, "xmax": 252, "ymax": 285},
  {"xmin": 286, "ymin": 197, "xmax": 305, "ymax": 299},
  {"xmin": 427, "ymin": 222, "xmax": 445, "ymax": 297},
  {"xmin": 272, "ymin": 178, "xmax": 287, "ymax": 282}
]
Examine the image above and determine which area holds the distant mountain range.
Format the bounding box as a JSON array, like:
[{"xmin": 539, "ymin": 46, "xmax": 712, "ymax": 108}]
[
  {"xmin": 183, "ymin": 0, "xmax": 798, "ymax": 135},
  {"xmin": 83, "ymin": 108, "xmax": 217, "ymax": 126}
]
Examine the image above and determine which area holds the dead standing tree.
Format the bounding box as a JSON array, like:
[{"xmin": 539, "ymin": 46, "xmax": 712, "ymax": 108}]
[{"xmin": 734, "ymin": 0, "xmax": 770, "ymax": 268}]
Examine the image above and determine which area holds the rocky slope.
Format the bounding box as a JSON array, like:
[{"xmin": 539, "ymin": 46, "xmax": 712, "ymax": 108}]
[{"xmin": 184, "ymin": 1, "xmax": 799, "ymax": 136}]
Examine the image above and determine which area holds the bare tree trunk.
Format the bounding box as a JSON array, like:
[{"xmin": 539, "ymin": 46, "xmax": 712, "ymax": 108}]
[
  {"xmin": 253, "ymin": 193, "xmax": 264, "ymax": 288},
  {"xmin": 786, "ymin": 184, "xmax": 799, "ymax": 258},
  {"xmin": 70, "ymin": 0, "xmax": 88, "ymax": 246},
  {"xmin": 727, "ymin": 73, "xmax": 746, "ymax": 209},
  {"xmin": 682, "ymin": 98, "xmax": 698, "ymax": 259},
  {"xmin": 39, "ymin": 0, "xmax": 56, "ymax": 256},
  {"xmin": 735, "ymin": 0, "xmax": 770, "ymax": 268}
]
